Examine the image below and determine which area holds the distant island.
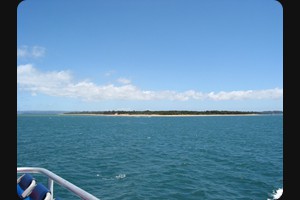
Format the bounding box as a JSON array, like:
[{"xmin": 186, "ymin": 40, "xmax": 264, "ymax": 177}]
[{"xmin": 62, "ymin": 110, "xmax": 283, "ymax": 116}]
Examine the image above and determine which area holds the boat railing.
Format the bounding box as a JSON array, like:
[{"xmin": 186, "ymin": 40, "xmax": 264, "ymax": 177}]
[{"xmin": 17, "ymin": 167, "xmax": 100, "ymax": 200}]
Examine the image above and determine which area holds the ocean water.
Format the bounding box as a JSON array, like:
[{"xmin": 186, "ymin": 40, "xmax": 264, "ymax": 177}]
[{"xmin": 17, "ymin": 114, "xmax": 283, "ymax": 200}]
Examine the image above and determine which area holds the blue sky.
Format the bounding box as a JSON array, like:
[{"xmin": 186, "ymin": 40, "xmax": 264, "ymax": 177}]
[{"xmin": 17, "ymin": 0, "xmax": 283, "ymax": 112}]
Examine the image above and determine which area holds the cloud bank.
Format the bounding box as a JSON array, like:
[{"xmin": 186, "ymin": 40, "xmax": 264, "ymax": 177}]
[{"xmin": 17, "ymin": 64, "xmax": 283, "ymax": 102}]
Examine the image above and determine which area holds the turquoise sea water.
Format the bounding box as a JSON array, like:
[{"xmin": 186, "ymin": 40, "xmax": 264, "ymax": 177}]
[{"xmin": 17, "ymin": 114, "xmax": 283, "ymax": 200}]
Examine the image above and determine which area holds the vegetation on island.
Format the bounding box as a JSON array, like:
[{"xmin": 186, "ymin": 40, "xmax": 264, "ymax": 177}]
[{"xmin": 63, "ymin": 110, "xmax": 283, "ymax": 115}]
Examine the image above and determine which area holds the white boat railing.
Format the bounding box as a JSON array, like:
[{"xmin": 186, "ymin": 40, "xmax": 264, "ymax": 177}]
[{"xmin": 17, "ymin": 167, "xmax": 100, "ymax": 200}]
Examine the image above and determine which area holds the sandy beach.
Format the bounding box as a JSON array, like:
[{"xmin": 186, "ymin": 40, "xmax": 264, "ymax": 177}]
[{"xmin": 61, "ymin": 113, "xmax": 259, "ymax": 117}]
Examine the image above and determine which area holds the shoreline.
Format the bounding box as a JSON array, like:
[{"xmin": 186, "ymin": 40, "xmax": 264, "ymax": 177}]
[{"xmin": 60, "ymin": 113, "xmax": 260, "ymax": 117}]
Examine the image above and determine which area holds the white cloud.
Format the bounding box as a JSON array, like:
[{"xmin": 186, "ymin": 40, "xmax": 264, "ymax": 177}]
[
  {"xmin": 17, "ymin": 46, "xmax": 46, "ymax": 58},
  {"xmin": 17, "ymin": 64, "xmax": 72, "ymax": 96},
  {"xmin": 117, "ymin": 78, "xmax": 131, "ymax": 85},
  {"xmin": 206, "ymin": 88, "xmax": 282, "ymax": 100},
  {"xmin": 17, "ymin": 65, "xmax": 283, "ymax": 102}
]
